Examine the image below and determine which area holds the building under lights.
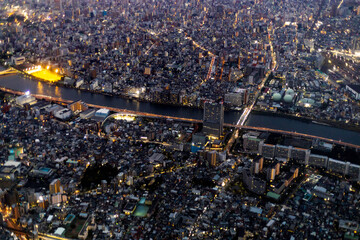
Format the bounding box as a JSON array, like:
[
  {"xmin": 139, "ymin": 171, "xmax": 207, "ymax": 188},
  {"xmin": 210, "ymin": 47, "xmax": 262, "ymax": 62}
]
[
  {"xmin": 203, "ymin": 102, "xmax": 224, "ymax": 138},
  {"xmin": 10, "ymin": 55, "xmax": 25, "ymax": 65},
  {"xmin": 15, "ymin": 92, "xmax": 36, "ymax": 106}
]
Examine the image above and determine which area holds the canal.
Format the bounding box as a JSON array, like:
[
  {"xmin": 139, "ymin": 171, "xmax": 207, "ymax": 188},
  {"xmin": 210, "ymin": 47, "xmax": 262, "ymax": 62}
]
[{"xmin": 0, "ymin": 74, "xmax": 359, "ymax": 145}]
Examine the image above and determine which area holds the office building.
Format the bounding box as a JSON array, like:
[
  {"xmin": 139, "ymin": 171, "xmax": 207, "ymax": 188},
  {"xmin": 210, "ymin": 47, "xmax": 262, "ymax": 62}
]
[
  {"xmin": 54, "ymin": 0, "xmax": 63, "ymax": 11},
  {"xmin": 261, "ymin": 143, "xmax": 275, "ymax": 158},
  {"xmin": 290, "ymin": 147, "xmax": 310, "ymax": 165},
  {"xmin": 266, "ymin": 162, "xmax": 280, "ymax": 181},
  {"xmin": 275, "ymin": 145, "xmax": 291, "ymax": 159},
  {"xmin": 243, "ymin": 169, "xmax": 266, "ymax": 195},
  {"xmin": 207, "ymin": 151, "xmax": 218, "ymax": 167},
  {"xmin": 203, "ymin": 102, "xmax": 224, "ymax": 138},
  {"xmin": 252, "ymin": 156, "xmax": 264, "ymax": 174},
  {"xmin": 95, "ymin": 109, "xmax": 110, "ymax": 118},
  {"xmin": 346, "ymin": 85, "xmax": 360, "ymax": 100},
  {"xmin": 308, "ymin": 154, "xmax": 328, "ymax": 168},
  {"xmin": 351, "ymin": 37, "xmax": 360, "ymax": 55},
  {"xmin": 284, "ymin": 172, "xmax": 295, "ymax": 187},
  {"xmin": 243, "ymin": 133, "xmax": 264, "ymax": 153},
  {"xmin": 224, "ymin": 89, "xmax": 249, "ymax": 107},
  {"xmin": 267, "ymin": 167, "xmax": 276, "ymax": 181},
  {"xmin": 54, "ymin": 108, "xmax": 72, "ymax": 120},
  {"xmin": 290, "ymin": 166, "xmax": 299, "ymax": 178},
  {"xmin": 274, "ymin": 181, "xmax": 286, "ymax": 194},
  {"xmin": 16, "ymin": 94, "xmax": 36, "ymax": 106},
  {"xmin": 50, "ymin": 179, "xmax": 61, "ymax": 194},
  {"xmin": 347, "ymin": 164, "xmax": 360, "ymax": 180},
  {"xmin": 192, "ymin": 133, "xmax": 207, "ymax": 146},
  {"xmin": 68, "ymin": 100, "xmax": 88, "ymax": 113},
  {"xmin": 327, "ymin": 158, "xmax": 347, "ymax": 175},
  {"xmin": 10, "ymin": 56, "xmax": 25, "ymax": 65}
]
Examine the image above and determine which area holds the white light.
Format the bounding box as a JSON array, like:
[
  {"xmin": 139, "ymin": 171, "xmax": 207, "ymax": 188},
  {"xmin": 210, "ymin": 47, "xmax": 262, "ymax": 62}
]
[{"xmin": 25, "ymin": 91, "xmax": 30, "ymax": 96}]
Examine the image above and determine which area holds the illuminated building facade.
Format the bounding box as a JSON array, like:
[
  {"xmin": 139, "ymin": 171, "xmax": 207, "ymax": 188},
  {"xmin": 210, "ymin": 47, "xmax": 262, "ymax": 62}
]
[{"xmin": 203, "ymin": 102, "xmax": 224, "ymax": 138}]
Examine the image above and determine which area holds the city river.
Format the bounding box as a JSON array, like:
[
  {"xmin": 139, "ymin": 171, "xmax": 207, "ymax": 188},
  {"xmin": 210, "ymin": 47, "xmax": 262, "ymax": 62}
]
[{"xmin": 0, "ymin": 73, "xmax": 360, "ymax": 145}]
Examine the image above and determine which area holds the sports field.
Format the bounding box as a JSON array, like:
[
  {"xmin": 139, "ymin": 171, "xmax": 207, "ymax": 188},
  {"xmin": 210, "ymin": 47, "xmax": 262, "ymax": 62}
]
[{"xmin": 30, "ymin": 69, "xmax": 62, "ymax": 82}]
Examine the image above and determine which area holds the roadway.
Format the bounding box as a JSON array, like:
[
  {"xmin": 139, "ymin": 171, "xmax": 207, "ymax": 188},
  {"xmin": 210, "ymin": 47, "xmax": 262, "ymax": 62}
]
[
  {"xmin": 38, "ymin": 233, "xmax": 70, "ymax": 240},
  {"xmin": 2, "ymin": 218, "xmax": 71, "ymax": 240},
  {"xmin": 226, "ymin": 124, "xmax": 360, "ymax": 149},
  {"xmin": 306, "ymin": 0, "xmax": 327, "ymax": 38},
  {"xmin": 226, "ymin": 22, "xmax": 277, "ymax": 151},
  {"xmin": 193, "ymin": 53, "xmax": 216, "ymax": 92},
  {"xmin": 226, "ymin": 69, "xmax": 271, "ymax": 151},
  {"xmin": 0, "ymin": 67, "xmax": 18, "ymax": 76}
]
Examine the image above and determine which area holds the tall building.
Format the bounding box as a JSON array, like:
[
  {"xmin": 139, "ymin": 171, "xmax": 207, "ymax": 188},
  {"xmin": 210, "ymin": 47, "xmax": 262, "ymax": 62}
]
[
  {"xmin": 207, "ymin": 151, "xmax": 217, "ymax": 167},
  {"xmin": 266, "ymin": 167, "xmax": 276, "ymax": 181},
  {"xmin": 266, "ymin": 162, "xmax": 280, "ymax": 181},
  {"xmin": 308, "ymin": 154, "xmax": 328, "ymax": 168},
  {"xmin": 243, "ymin": 133, "xmax": 263, "ymax": 153},
  {"xmin": 275, "ymin": 145, "xmax": 291, "ymax": 159},
  {"xmin": 352, "ymin": 37, "xmax": 360, "ymax": 55},
  {"xmin": 54, "ymin": 0, "xmax": 63, "ymax": 11},
  {"xmin": 327, "ymin": 158, "xmax": 346, "ymax": 175},
  {"xmin": 290, "ymin": 147, "xmax": 310, "ymax": 165},
  {"xmin": 224, "ymin": 89, "xmax": 249, "ymax": 107},
  {"xmin": 243, "ymin": 169, "xmax": 266, "ymax": 195},
  {"xmin": 252, "ymin": 156, "xmax": 264, "ymax": 174},
  {"xmin": 49, "ymin": 179, "xmax": 61, "ymax": 194},
  {"xmin": 203, "ymin": 102, "xmax": 224, "ymax": 138},
  {"xmin": 348, "ymin": 164, "xmax": 360, "ymax": 180},
  {"xmin": 260, "ymin": 143, "xmax": 275, "ymax": 158}
]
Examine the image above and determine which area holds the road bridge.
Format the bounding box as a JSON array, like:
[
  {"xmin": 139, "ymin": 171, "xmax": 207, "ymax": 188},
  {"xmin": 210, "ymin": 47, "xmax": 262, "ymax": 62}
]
[{"xmin": 1, "ymin": 87, "xmax": 359, "ymax": 150}]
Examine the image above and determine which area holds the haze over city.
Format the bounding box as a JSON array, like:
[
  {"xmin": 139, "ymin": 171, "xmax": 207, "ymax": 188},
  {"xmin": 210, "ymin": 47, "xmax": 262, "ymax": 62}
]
[{"xmin": 0, "ymin": 0, "xmax": 360, "ymax": 239}]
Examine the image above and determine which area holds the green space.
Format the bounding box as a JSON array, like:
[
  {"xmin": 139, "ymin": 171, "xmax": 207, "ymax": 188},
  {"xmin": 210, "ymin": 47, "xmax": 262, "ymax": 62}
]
[
  {"xmin": 80, "ymin": 163, "xmax": 118, "ymax": 190},
  {"xmin": 345, "ymin": 233, "xmax": 359, "ymax": 240},
  {"xmin": 65, "ymin": 217, "xmax": 86, "ymax": 239}
]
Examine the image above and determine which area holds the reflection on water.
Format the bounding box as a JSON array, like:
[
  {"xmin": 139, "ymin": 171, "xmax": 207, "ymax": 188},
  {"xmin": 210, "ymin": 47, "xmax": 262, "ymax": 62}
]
[
  {"xmin": 245, "ymin": 114, "xmax": 360, "ymax": 145},
  {"xmin": 0, "ymin": 73, "xmax": 359, "ymax": 145},
  {"xmin": 54, "ymin": 86, "xmax": 60, "ymax": 98},
  {"xmin": 37, "ymin": 81, "xmax": 43, "ymax": 95},
  {"xmin": 135, "ymin": 101, "xmax": 140, "ymax": 112}
]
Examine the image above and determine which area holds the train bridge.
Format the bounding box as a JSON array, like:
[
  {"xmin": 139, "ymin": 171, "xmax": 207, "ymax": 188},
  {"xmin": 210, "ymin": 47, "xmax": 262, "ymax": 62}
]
[{"xmin": 1, "ymin": 88, "xmax": 359, "ymax": 150}]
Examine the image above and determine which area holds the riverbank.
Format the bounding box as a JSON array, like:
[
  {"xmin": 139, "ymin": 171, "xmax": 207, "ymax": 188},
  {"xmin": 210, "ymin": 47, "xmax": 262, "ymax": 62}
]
[
  {"xmin": 12, "ymin": 67, "xmax": 213, "ymax": 111},
  {"xmin": 251, "ymin": 109, "xmax": 360, "ymax": 133},
  {"xmin": 11, "ymin": 65, "xmax": 61, "ymax": 84},
  {"xmin": 1, "ymin": 71, "xmax": 360, "ymax": 145},
  {"xmin": 2, "ymin": 69, "xmax": 359, "ymax": 134}
]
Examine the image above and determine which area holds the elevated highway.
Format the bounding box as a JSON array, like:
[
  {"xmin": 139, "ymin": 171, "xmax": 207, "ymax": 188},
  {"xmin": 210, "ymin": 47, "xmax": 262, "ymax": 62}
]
[
  {"xmin": 1, "ymin": 87, "xmax": 359, "ymax": 150},
  {"xmin": 225, "ymin": 124, "xmax": 360, "ymax": 150}
]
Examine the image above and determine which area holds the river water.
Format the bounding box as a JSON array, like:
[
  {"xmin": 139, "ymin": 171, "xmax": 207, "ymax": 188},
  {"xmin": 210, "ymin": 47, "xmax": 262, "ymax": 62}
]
[{"xmin": 0, "ymin": 74, "xmax": 359, "ymax": 145}]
